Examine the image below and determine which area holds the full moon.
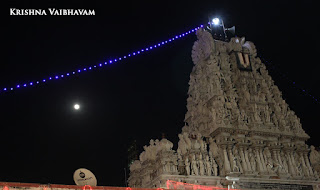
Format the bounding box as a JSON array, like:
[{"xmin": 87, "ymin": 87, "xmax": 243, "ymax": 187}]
[{"xmin": 74, "ymin": 104, "xmax": 80, "ymax": 110}]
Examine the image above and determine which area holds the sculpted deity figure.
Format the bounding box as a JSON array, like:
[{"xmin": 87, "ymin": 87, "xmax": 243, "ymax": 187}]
[
  {"xmin": 185, "ymin": 157, "xmax": 191, "ymax": 175},
  {"xmin": 271, "ymin": 113, "xmax": 279, "ymax": 127},
  {"xmin": 209, "ymin": 137, "xmax": 219, "ymax": 158},
  {"xmin": 212, "ymin": 157, "xmax": 218, "ymax": 176},
  {"xmin": 183, "ymin": 132, "xmax": 192, "ymax": 150},
  {"xmin": 178, "ymin": 134, "xmax": 187, "ymax": 155},
  {"xmin": 205, "ymin": 155, "xmax": 212, "ymax": 176},
  {"xmin": 199, "ymin": 154, "xmax": 205, "ymax": 176},
  {"xmin": 310, "ymin": 145, "xmax": 320, "ymax": 167},
  {"xmin": 194, "ymin": 139, "xmax": 201, "ymax": 150},
  {"xmin": 264, "ymin": 105, "xmax": 271, "ymax": 123},
  {"xmin": 191, "ymin": 155, "xmax": 199, "ymax": 175},
  {"xmin": 281, "ymin": 153, "xmax": 289, "ymax": 173},
  {"xmin": 233, "ymin": 148, "xmax": 242, "ymax": 172},
  {"xmin": 232, "ymin": 156, "xmax": 240, "ymax": 172},
  {"xmin": 249, "ymin": 149, "xmax": 257, "ymax": 172}
]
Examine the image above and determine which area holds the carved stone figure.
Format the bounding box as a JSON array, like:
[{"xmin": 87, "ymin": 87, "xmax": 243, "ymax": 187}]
[
  {"xmin": 178, "ymin": 134, "xmax": 187, "ymax": 155},
  {"xmin": 205, "ymin": 155, "xmax": 212, "ymax": 176},
  {"xmin": 209, "ymin": 138, "xmax": 219, "ymax": 157},
  {"xmin": 249, "ymin": 149, "xmax": 257, "ymax": 172},
  {"xmin": 281, "ymin": 154, "xmax": 289, "ymax": 173},
  {"xmin": 310, "ymin": 145, "xmax": 320, "ymax": 175},
  {"xmin": 310, "ymin": 146, "xmax": 320, "ymax": 166},
  {"xmin": 232, "ymin": 156, "xmax": 240, "ymax": 172},
  {"xmin": 212, "ymin": 157, "xmax": 218, "ymax": 176},
  {"xmin": 183, "ymin": 132, "xmax": 192, "ymax": 150},
  {"xmin": 199, "ymin": 154, "xmax": 205, "ymax": 176},
  {"xmin": 264, "ymin": 105, "xmax": 271, "ymax": 123},
  {"xmin": 185, "ymin": 157, "xmax": 191, "ymax": 175},
  {"xmin": 191, "ymin": 155, "xmax": 199, "ymax": 175},
  {"xmin": 192, "ymin": 29, "xmax": 215, "ymax": 65}
]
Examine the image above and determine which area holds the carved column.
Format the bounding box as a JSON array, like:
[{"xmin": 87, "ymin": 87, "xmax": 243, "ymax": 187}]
[
  {"xmin": 221, "ymin": 145, "xmax": 231, "ymax": 174},
  {"xmin": 278, "ymin": 150, "xmax": 284, "ymax": 167},
  {"xmin": 259, "ymin": 148, "xmax": 268, "ymax": 172},
  {"xmin": 303, "ymin": 152, "xmax": 314, "ymax": 176},
  {"xmin": 288, "ymin": 149, "xmax": 299, "ymax": 176},
  {"xmin": 244, "ymin": 147, "xmax": 252, "ymax": 171},
  {"xmin": 290, "ymin": 151, "xmax": 299, "ymax": 175},
  {"xmin": 272, "ymin": 149, "xmax": 279, "ymax": 164},
  {"xmin": 238, "ymin": 146, "xmax": 249, "ymax": 172},
  {"xmin": 299, "ymin": 152, "xmax": 310, "ymax": 177},
  {"xmin": 228, "ymin": 145, "xmax": 234, "ymax": 172},
  {"xmin": 286, "ymin": 152, "xmax": 295, "ymax": 176},
  {"xmin": 253, "ymin": 147, "xmax": 265, "ymax": 174}
]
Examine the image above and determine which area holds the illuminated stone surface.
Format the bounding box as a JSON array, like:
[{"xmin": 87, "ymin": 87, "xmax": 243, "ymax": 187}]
[{"xmin": 128, "ymin": 29, "xmax": 320, "ymax": 189}]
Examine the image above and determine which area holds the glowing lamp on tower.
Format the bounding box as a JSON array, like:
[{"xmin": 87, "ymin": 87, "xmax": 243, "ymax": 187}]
[{"xmin": 212, "ymin": 18, "xmax": 220, "ymax": 25}]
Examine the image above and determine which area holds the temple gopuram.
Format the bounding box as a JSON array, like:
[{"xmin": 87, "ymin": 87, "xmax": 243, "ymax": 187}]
[{"xmin": 128, "ymin": 29, "xmax": 320, "ymax": 190}]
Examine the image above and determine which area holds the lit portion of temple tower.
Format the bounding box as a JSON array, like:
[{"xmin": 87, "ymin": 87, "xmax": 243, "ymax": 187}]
[{"xmin": 128, "ymin": 29, "xmax": 320, "ymax": 190}]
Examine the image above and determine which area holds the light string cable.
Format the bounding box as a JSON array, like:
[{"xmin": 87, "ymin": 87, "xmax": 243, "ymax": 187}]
[
  {"xmin": 260, "ymin": 56, "xmax": 319, "ymax": 104},
  {"xmin": 1, "ymin": 24, "xmax": 205, "ymax": 94}
]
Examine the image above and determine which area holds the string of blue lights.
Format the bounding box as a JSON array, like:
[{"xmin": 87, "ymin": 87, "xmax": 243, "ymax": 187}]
[
  {"xmin": 261, "ymin": 57, "xmax": 319, "ymax": 104},
  {"xmin": 1, "ymin": 24, "xmax": 205, "ymax": 94},
  {"xmin": 3, "ymin": 23, "xmax": 318, "ymax": 105}
]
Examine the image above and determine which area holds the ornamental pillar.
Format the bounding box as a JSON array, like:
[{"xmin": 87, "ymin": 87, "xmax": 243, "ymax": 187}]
[
  {"xmin": 221, "ymin": 145, "xmax": 231, "ymax": 174},
  {"xmin": 239, "ymin": 146, "xmax": 248, "ymax": 172},
  {"xmin": 304, "ymin": 153, "xmax": 314, "ymax": 176}
]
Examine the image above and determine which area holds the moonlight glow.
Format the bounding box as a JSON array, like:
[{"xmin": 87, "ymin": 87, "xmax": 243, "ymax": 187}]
[{"xmin": 74, "ymin": 104, "xmax": 80, "ymax": 110}]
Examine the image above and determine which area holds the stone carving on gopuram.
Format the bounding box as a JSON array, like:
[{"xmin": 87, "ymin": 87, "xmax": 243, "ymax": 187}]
[{"xmin": 128, "ymin": 28, "xmax": 320, "ymax": 190}]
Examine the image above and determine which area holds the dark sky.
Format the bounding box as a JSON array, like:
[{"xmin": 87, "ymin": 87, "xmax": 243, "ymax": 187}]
[{"xmin": 2, "ymin": 0, "xmax": 319, "ymax": 187}]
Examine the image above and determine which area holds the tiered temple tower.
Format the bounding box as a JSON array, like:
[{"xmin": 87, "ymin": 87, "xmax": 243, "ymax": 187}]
[{"xmin": 128, "ymin": 29, "xmax": 320, "ymax": 190}]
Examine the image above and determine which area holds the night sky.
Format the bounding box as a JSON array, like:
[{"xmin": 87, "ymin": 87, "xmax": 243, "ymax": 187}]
[{"xmin": 2, "ymin": 0, "xmax": 319, "ymax": 187}]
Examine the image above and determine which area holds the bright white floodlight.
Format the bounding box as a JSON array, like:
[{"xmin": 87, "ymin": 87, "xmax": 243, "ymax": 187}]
[
  {"xmin": 212, "ymin": 18, "xmax": 220, "ymax": 25},
  {"xmin": 74, "ymin": 104, "xmax": 80, "ymax": 110}
]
